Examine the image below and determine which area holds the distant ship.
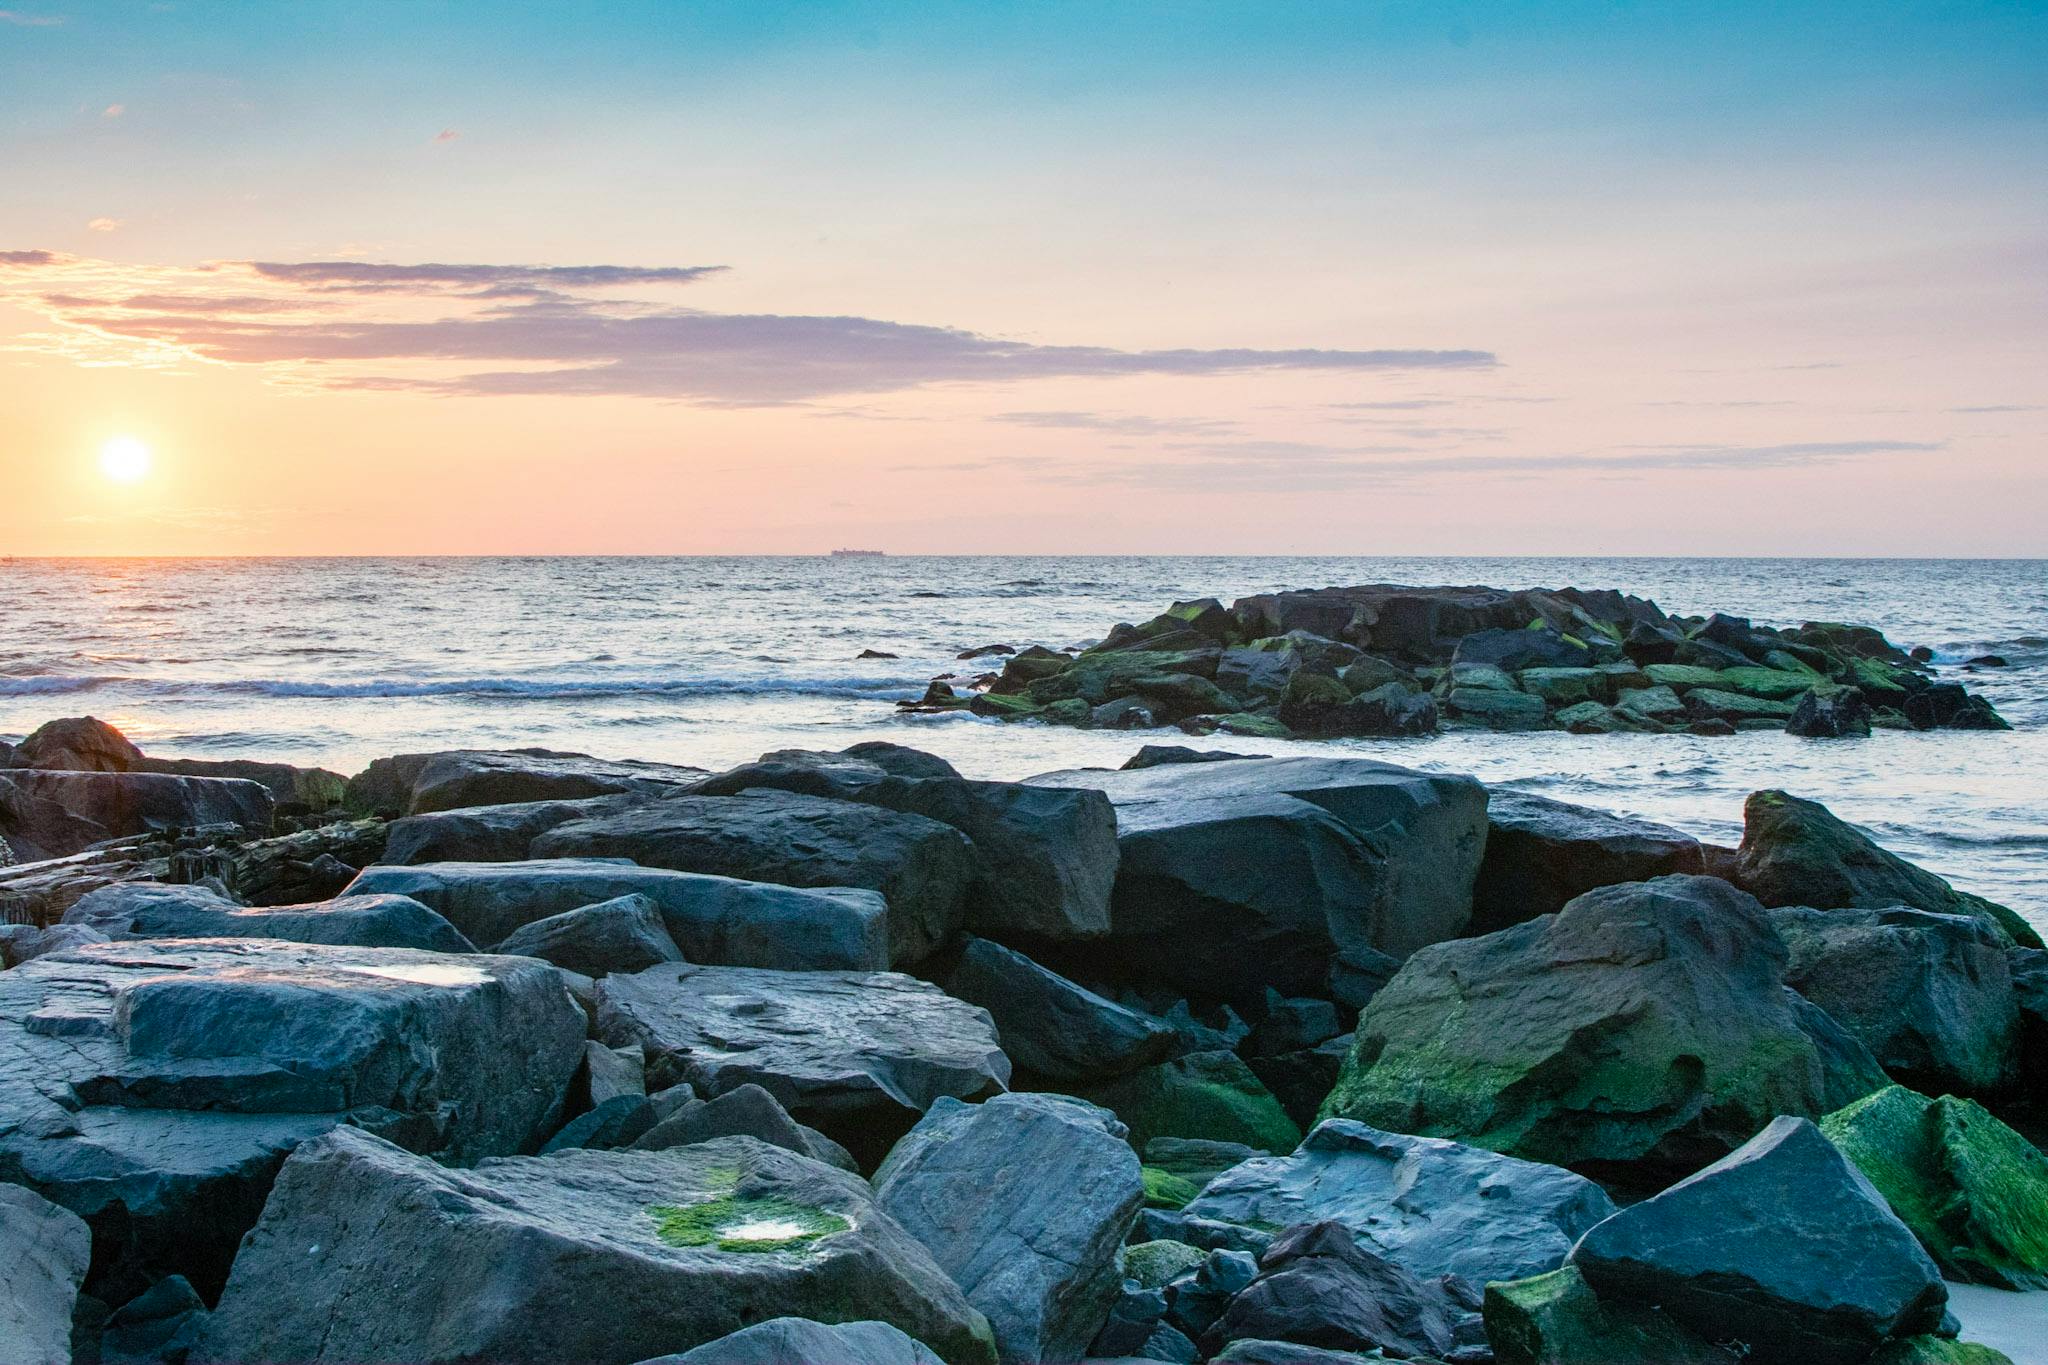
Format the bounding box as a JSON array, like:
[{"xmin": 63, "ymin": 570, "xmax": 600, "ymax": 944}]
[{"xmin": 829, "ymin": 548, "xmax": 885, "ymax": 558}]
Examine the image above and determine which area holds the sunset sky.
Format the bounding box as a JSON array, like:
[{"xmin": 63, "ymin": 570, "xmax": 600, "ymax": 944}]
[{"xmin": 3, "ymin": 2, "xmax": 2043, "ymax": 556}]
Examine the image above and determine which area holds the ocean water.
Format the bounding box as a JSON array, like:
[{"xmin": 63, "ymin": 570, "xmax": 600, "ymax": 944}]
[{"xmin": 3, "ymin": 555, "xmax": 2044, "ymax": 932}]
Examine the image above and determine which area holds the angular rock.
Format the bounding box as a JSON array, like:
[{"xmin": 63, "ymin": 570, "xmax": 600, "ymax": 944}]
[
  {"xmin": 596, "ymin": 963, "xmax": 1009, "ymax": 1163},
  {"xmin": 7, "ymin": 715, "xmax": 143, "ymax": 771},
  {"xmin": 0, "ymin": 769, "xmax": 274, "ymax": 861},
  {"xmin": 632, "ymin": 1082, "xmax": 856, "ymax": 1172},
  {"xmin": 1445, "ymin": 685, "xmax": 1549, "ymax": 729},
  {"xmin": 198, "ymin": 1128, "xmax": 995, "ymax": 1365},
  {"xmin": 1770, "ymin": 906, "xmax": 2019, "ymax": 1094},
  {"xmin": 1322, "ymin": 875, "xmax": 1889, "ymax": 1177},
  {"xmin": 875, "ymin": 1093, "xmax": 1143, "ymax": 1363},
  {"xmin": 1199, "ymin": 1221, "xmax": 1459, "ymax": 1361},
  {"xmin": 1073, "ymin": 1050, "xmax": 1302, "ymax": 1155},
  {"xmin": 1734, "ymin": 790, "xmax": 2042, "ymax": 949},
  {"xmin": 343, "ymin": 859, "xmax": 890, "ymax": 968},
  {"xmin": 138, "ymin": 754, "xmax": 348, "ymax": 813},
  {"xmin": 65, "ymin": 880, "xmax": 476, "ymax": 953},
  {"xmin": 382, "ymin": 793, "xmax": 636, "ymax": 863},
  {"xmin": 942, "ymin": 936, "xmax": 1180, "ymax": 1083},
  {"xmin": 1787, "ymin": 685, "xmax": 1874, "ymax": 738},
  {"xmin": 1822, "ymin": 1085, "xmax": 2048, "ymax": 1291},
  {"xmin": 497, "ymin": 892, "xmax": 684, "ymax": 977},
  {"xmin": 1571, "ymin": 1116, "xmax": 1947, "ymax": 1365},
  {"xmin": 0, "ymin": 1183, "xmax": 91, "ymax": 1365},
  {"xmin": 647, "ymin": 1317, "xmax": 945, "ymax": 1365},
  {"xmin": 1484, "ymin": 1265, "xmax": 1741, "ymax": 1365},
  {"xmin": 1470, "ymin": 791, "xmax": 1704, "ymax": 934},
  {"xmin": 1025, "ymin": 757, "xmax": 1487, "ymax": 1003},
  {"xmin": 1185, "ymin": 1119, "xmax": 1616, "ymax": 1285},
  {"xmin": 1144, "ymin": 1136, "xmax": 1262, "ymax": 1189},
  {"xmin": 0, "ymin": 938, "xmax": 585, "ymax": 1300},
  {"xmin": 532, "ymin": 790, "xmax": 976, "ymax": 965},
  {"xmin": 346, "ymin": 747, "xmax": 706, "ymax": 816},
  {"xmin": 0, "ymin": 920, "xmax": 109, "ymax": 966}
]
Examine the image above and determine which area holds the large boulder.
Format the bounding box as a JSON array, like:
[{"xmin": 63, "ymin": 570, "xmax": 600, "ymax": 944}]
[
  {"xmin": 197, "ymin": 1128, "xmax": 996, "ymax": 1365},
  {"xmin": 596, "ymin": 964, "xmax": 1009, "ymax": 1163},
  {"xmin": 1570, "ymin": 1116, "xmax": 1948, "ymax": 1365},
  {"xmin": 647, "ymin": 1318, "xmax": 945, "ymax": 1365},
  {"xmin": 345, "ymin": 747, "xmax": 706, "ymax": 816},
  {"xmin": 382, "ymin": 793, "xmax": 637, "ymax": 863},
  {"xmin": 942, "ymin": 936, "xmax": 1180, "ymax": 1083},
  {"xmin": 342, "ymin": 859, "xmax": 890, "ymax": 969},
  {"xmin": 874, "ymin": 1093, "xmax": 1143, "ymax": 1363},
  {"xmin": 1024, "ymin": 757, "xmax": 1487, "ymax": 1004},
  {"xmin": 1184, "ymin": 1119, "xmax": 1615, "ymax": 1285},
  {"xmin": 0, "ymin": 1183, "xmax": 90, "ymax": 1365},
  {"xmin": 697, "ymin": 753, "xmax": 1118, "ymax": 944},
  {"xmin": 64, "ymin": 880, "xmax": 476, "ymax": 953},
  {"xmin": 1822, "ymin": 1085, "xmax": 2048, "ymax": 1291},
  {"xmin": 1470, "ymin": 791, "xmax": 1705, "ymax": 933},
  {"xmin": 1072, "ymin": 1050, "xmax": 1303, "ymax": 1155},
  {"xmin": 1769, "ymin": 906, "xmax": 2019, "ymax": 1094},
  {"xmin": 1198, "ymin": 1221, "xmax": 1461, "ymax": 1361},
  {"xmin": 0, "ymin": 769, "xmax": 274, "ymax": 861},
  {"xmin": 0, "ymin": 938, "xmax": 585, "ymax": 1300},
  {"xmin": 531, "ymin": 790, "xmax": 977, "ymax": 965},
  {"xmin": 1321, "ymin": 876, "xmax": 1889, "ymax": 1178},
  {"xmin": 496, "ymin": 892, "xmax": 685, "ymax": 977},
  {"xmin": 137, "ymin": 754, "xmax": 349, "ymax": 813},
  {"xmin": 1733, "ymin": 790, "xmax": 2043, "ymax": 949},
  {"xmin": 6, "ymin": 715, "xmax": 142, "ymax": 771}
]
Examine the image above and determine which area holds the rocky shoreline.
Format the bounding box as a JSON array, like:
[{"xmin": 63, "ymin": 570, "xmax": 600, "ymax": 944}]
[
  {"xmin": 897, "ymin": 583, "xmax": 2012, "ymax": 740},
  {"xmin": 1, "ymin": 714, "xmax": 2044, "ymax": 1364}
]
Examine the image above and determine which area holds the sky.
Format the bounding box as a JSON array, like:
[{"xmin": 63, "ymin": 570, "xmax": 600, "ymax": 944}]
[{"xmin": 1, "ymin": 1, "xmax": 2043, "ymax": 556}]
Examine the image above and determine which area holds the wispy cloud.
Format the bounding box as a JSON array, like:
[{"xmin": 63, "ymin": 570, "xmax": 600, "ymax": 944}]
[
  {"xmin": 0, "ymin": 249, "xmax": 1499, "ymax": 406},
  {"xmin": 432, "ymin": 128, "xmax": 460, "ymax": 143},
  {"xmin": 1948, "ymin": 404, "xmax": 2044, "ymax": 414},
  {"xmin": 86, "ymin": 217, "xmax": 122, "ymax": 233},
  {"xmin": 101, "ymin": 103, "xmax": 124, "ymax": 119},
  {"xmin": 991, "ymin": 410, "xmax": 1238, "ymax": 436},
  {"xmin": 0, "ymin": 9, "xmax": 62, "ymax": 25}
]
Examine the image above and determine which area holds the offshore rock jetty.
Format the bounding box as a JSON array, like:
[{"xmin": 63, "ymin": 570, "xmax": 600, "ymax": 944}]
[
  {"xmin": 1, "ymin": 715, "xmax": 2045, "ymax": 1364},
  {"xmin": 900, "ymin": 583, "xmax": 2011, "ymax": 739}
]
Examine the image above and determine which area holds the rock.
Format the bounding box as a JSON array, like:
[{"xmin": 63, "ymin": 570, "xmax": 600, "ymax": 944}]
[
  {"xmin": 1484, "ymin": 1265, "xmax": 1741, "ymax": 1365},
  {"xmin": 1454, "ymin": 626, "xmax": 1594, "ymax": 673},
  {"xmin": 1615, "ymin": 683, "xmax": 1686, "ymax": 723},
  {"xmin": 633, "ymin": 1082, "xmax": 856, "ymax": 1171},
  {"xmin": 64, "ymin": 880, "xmax": 476, "ymax": 953},
  {"xmin": 2016, "ymin": 948, "xmax": 2048, "ymax": 1089},
  {"xmin": 542, "ymin": 1092, "xmax": 658, "ymax": 1153},
  {"xmin": 1199, "ymin": 1221, "xmax": 1459, "ymax": 1361},
  {"xmin": 1144, "ymin": 1137, "xmax": 1261, "ymax": 1189},
  {"xmin": 596, "ymin": 963, "xmax": 1009, "ymax": 1163},
  {"xmin": 875, "ymin": 1093, "xmax": 1143, "ymax": 1363},
  {"xmin": 1734, "ymin": 790, "xmax": 2043, "ymax": 949},
  {"xmin": 531, "ymin": 790, "xmax": 976, "ymax": 965},
  {"xmin": 1208, "ymin": 1341, "xmax": 1436, "ymax": 1365},
  {"xmin": 1554, "ymin": 699, "xmax": 1626, "ymax": 733},
  {"xmin": 834, "ymin": 743, "xmax": 963, "ymax": 780},
  {"xmin": 1445, "ymin": 685, "xmax": 1549, "ymax": 729},
  {"xmin": 343, "ymin": 859, "xmax": 891, "ymax": 968},
  {"xmin": 1073, "ymin": 1050, "xmax": 1302, "ymax": 1154},
  {"xmin": 1571, "ymin": 1116, "xmax": 1947, "ymax": 1365},
  {"xmin": 0, "ymin": 769, "xmax": 274, "ymax": 861},
  {"xmin": 861, "ymin": 648, "xmax": 903, "ymax": 658},
  {"xmin": 1321, "ymin": 875, "xmax": 1889, "ymax": 1178},
  {"xmin": 1333, "ymin": 683, "xmax": 1437, "ymax": 737},
  {"xmin": 1684, "ymin": 686, "xmax": 1798, "ymax": 724},
  {"xmin": 1184, "ymin": 1119, "xmax": 1616, "ymax": 1285},
  {"xmin": 0, "ymin": 937, "xmax": 584, "ymax": 1300},
  {"xmin": 1518, "ymin": 666, "xmax": 1616, "ymax": 707},
  {"xmin": 0, "ymin": 920, "xmax": 109, "ymax": 965},
  {"xmin": 943, "ymin": 937, "xmax": 1180, "ymax": 1083},
  {"xmin": 382, "ymin": 793, "xmax": 637, "ymax": 863},
  {"xmin": 1905, "ymin": 683, "xmax": 2009, "ymax": 731},
  {"xmin": 647, "ymin": 1317, "xmax": 945, "ymax": 1365},
  {"xmin": 1124, "ymin": 1240, "xmax": 1209, "ymax": 1290},
  {"xmin": 1120, "ymin": 745, "xmax": 1263, "ymax": 770},
  {"xmin": 99, "ymin": 1271, "xmax": 209, "ymax": 1362},
  {"xmin": 7, "ymin": 715, "xmax": 143, "ymax": 771},
  {"xmin": 345, "ymin": 747, "xmax": 706, "ymax": 816},
  {"xmin": 1143, "ymin": 1164, "xmax": 1202, "ymax": 1209},
  {"xmin": 1470, "ymin": 791, "xmax": 1705, "ymax": 934},
  {"xmin": 496, "ymin": 892, "xmax": 685, "ymax": 977},
  {"xmin": 1769, "ymin": 906, "xmax": 2019, "ymax": 1094},
  {"xmin": 1243, "ymin": 1034, "xmax": 1352, "ymax": 1133},
  {"xmin": 1822, "ymin": 1085, "xmax": 2048, "ymax": 1291},
  {"xmin": 1870, "ymin": 1340, "xmax": 2018, "ymax": 1365},
  {"xmin": 1787, "ymin": 685, "xmax": 1874, "ymax": 737},
  {"xmin": 0, "ymin": 1183, "xmax": 91, "ymax": 1365},
  {"xmin": 581, "ymin": 1039, "xmax": 647, "ymax": 1106},
  {"xmin": 197, "ymin": 1128, "xmax": 995, "ymax": 1365},
  {"xmin": 1025, "ymin": 757, "xmax": 1487, "ymax": 1004},
  {"xmin": 1164, "ymin": 1246, "xmax": 1260, "ymax": 1341},
  {"xmin": 137, "ymin": 754, "xmax": 349, "ymax": 813},
  {"xmin": 1092, "ymin": 697, "xmax": 1159, "ymax": 729}
]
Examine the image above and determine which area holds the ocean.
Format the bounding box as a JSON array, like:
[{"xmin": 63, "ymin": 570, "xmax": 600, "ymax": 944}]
[{"xmin": 4, "ymin": 555, "xmax": 2044, "ymax": 933}]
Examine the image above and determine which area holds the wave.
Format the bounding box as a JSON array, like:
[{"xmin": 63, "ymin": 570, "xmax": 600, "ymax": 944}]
[
  {"xmin": 0, "ymin": 674, "xmax": 116, "ymax": 695},
  {"xmin": 1, "ymin": 673, "xmax": 925, "ymax": 702}
]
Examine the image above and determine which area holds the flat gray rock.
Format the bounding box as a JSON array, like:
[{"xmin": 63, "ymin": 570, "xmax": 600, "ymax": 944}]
[
  {"xmin": 1470, "ymin": 790, "xmax": 1704, "ymax": 933},
  {"xmin": 345, "ymin": 747, "xmax": 706, "ymax": 816},
  {"xmin": 197, "ymin": 1128, "xmax": 995, "ymax": 1365},
  {"xmin": 65, "ymin": 881, "xmax": 475, "ymax": 953},
  {"xmin": 644, "ymin": 1318, "xmax": 945, "ymax": 1365},
  {"xmin": 1185, "ymin": 1119, "xmax": 1616, "ymax": 1285},
  {"xmin": 497, "ymin": 892, "xmax": 684, "ymax": 977},
  {"xmin": 597, "ymin": 964, "xmax": 1009, "ymax": 1161},
  {"xmin": 0, "ymin": 937, "xmax": 584, "ymax": 1300},
  {"xmin": 944, "ymin": 936, "xmax": 1180, "ymax": 1082},
  {"xmin": 342, "ymin": 858, "xmax": 889, "ymax": 968},
  {"xmin": 0, "ymin": 1183, "xmax": 90, "ymax": 1365},
  {"xmin": 875, "ymin": 1093, "xmax": 1143, "ymax": 1364}
]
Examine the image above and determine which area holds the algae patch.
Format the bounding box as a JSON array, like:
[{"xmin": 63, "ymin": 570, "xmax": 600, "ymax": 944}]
[{"xmin": 649, "ymin": 1195, "xmax": 850, "ymax": 1253}]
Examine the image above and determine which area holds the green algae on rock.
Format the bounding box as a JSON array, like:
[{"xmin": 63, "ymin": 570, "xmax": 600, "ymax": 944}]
[
  {"xmin": 1484, "ymin": 1265, "xmax": 1742, "ymax": 1365},
  {"xmin": 650, "ymin": 1195, "xmax": 853, "ymax": 1253},
  {"xmin": 1140, "ymin": 1166, "xmax": 1201, "ymax": 1210}
]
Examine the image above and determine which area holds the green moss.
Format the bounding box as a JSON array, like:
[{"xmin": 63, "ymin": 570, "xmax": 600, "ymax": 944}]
[
  {"xmin": 1141, "ymin": 1166, "xmax": 1201, "ymax": 1210},
  {"xmin": 1123, "ymin": 1238, "xmax": 1206, "ymax": 1289},
  {"xmin": 648, "ymin": 1195, "xmax": 851, "ymax": 1254},
  {"xmin": 1869, "ymin": 1338, "xmax": 2016, "ymax": 1365},
  {"xmin": 1484, "ymin": 1267, "xmax": 1740, "ymax": 1365}
]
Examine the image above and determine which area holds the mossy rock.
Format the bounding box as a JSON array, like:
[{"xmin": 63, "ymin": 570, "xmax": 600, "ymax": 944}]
[
  {"xmin": 1710, "ymin": 665, "xmax": 1833, "ymax": 700},
  {"xmin": 1684, "ymin": 687, "xmax": 1798, "ymax": 721},
  {"xmin": 1518, "ymin": 667, "xmax": 1613, "ymax": 707},
  {"xmin": 1822, "ymin": 1085, "xmax": 2048, "ymax": 1290},
  {"xmin": 1848, "ymin": 654, "xmax": 1924, "ymax": 702},
  {"xmin": 1869, "ymin": 1338, "xmax": 2016, "ymax": 1365},
  {"xmin": 1484, "ymin": 1266, "xmax": 1741, "ymax": 1365},
  {"xmin": 1616, "ymin": 684, "xmax": 1687, "ymax": 721},
  {"xmin": 969, "ymin": 692, "xmax": 1043, "ymax": 720},
  {"xmin": 1642, "ymin": 663, "xmax": 1732, "ymax": 692},
  {"xmin": 1123, "ymin": 1238, "xmax": 1207, "ymax": 1289},
  {"xmin": 1555, "ymin": 701, "xmax": 1626, "ymax": 733},
  {"xmin": 1041, "ymin": 698, "xmax": 1090, "ymax": 725},
  {"xmin": 1073, "ymin": 1050, "xmax": 1303, "ymax": 1155},
  {"xmin": 1213, "ymin": 712, "xmax": 1293, "ymax": 739},
  {"xmin": 1027, "ymin": 649, "xmax": 1220, "ymax": 706},
  {"xmin": 1446, "ymin": 687, "xmax": 1549, "ymax": 729},
  {"xmin": 1282, "ymin": 671, "xmax": 1350, "ymax": 708},
  {"xmin": 648, "ymin": 1193, "xmax": 852, "ymax": 1253},
  {"xmin": 1141, "ymin": 1166, "xmax": 1201, "ymax": 1210}
]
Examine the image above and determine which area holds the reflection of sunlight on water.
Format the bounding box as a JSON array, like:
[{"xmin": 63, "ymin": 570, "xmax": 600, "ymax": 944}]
[
  {"xmin": 719, "ymin": 1218, "xmax": 809, "ymax": 1243},
  {"xmin": 342, "ymin": 963, "xmax": 489, "ymax": 987}
]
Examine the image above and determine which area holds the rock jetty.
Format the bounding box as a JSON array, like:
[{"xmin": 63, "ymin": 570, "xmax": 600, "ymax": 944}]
[
  {"xmin": 0, "ymin": 713, "xmax": 2041, "ymax": 1364},
  {"xmin": 899, "ymin": 583, "xmax": 2010, "ymax": 739}
]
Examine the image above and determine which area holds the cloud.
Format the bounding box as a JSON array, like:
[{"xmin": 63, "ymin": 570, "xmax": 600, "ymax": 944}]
[
  {"xmin": 102, "ymin": 103, "xmax": 124, "ymax": 119},
  {"xmin": 1948, "ymin": 404, "xmax": 2044, "ymax": 414},
  {"xmin": 0, "ymin": 9, "xmax": 61, "ymax": 24},
  {"xmin": 433, "ymin": 128, "xmax": 460, "ymax": 143},
  {"xmin": 86, "ymin": 217, "xmax": 122, "ymax": 232},
  {"xmin": 0, "ymin": 249, "xmax": 1500, "ymax": 405},
  {"xmin": 991, "ymin": 410, "xmax": 1238, "ymax": 436}
]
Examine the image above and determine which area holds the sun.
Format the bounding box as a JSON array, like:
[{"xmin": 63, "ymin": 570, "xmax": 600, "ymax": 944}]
[{"xmin": 99, "ymin": 437, "xmax": 153, "ymax": 484}]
